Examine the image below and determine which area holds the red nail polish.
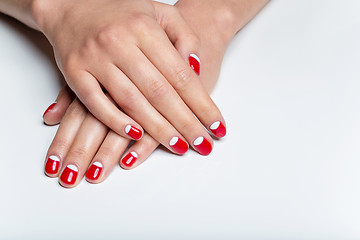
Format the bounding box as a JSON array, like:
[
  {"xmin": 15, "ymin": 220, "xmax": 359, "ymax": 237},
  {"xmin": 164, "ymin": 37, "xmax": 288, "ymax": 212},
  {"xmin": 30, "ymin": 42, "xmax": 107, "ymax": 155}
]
[
  {"xmin": 193, "ymin": 137, "xmax": 212, "ymax": 156},
  {"xmin": 121, "ymin": 152, "xmax": 138, "ymax": 168},
  {"xmin": 125, "ymin": 125, "xmax": 142, "ymax": 140},
  {"xmin": 189, "ymin": 54, "xmax": 200, "ymax": 75},
  {"xmin": 86, "ymin": 162, "xmax": 103, "ymax": 181},
  {"xmin": 43, "ymin": 102, "xmax": 56, "ymax": 118},
  {"xmin": 45, "ymin": 155, "xmax": 60, "ymax": 175},
  {"xmin": 169, "ymin": 137, "xmax": 188, "ymax": 154},
  {"xmin": 210, "ymin": 121, "xmax": 227, "ymax": 138},
  {"xmin": 60, "ymin": 164, "xmax": 78, "ymax": 185}
]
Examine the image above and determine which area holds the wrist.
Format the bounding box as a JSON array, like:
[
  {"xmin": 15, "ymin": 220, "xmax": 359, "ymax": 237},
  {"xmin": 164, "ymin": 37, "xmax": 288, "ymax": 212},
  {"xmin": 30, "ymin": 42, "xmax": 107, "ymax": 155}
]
[
  {"xmin": 176, "ymin": 0, "xmax": 269, "ymax": 45},
  {"xmin": 31, "ymin": 0, "xmax": 66, "ymax": 36}
]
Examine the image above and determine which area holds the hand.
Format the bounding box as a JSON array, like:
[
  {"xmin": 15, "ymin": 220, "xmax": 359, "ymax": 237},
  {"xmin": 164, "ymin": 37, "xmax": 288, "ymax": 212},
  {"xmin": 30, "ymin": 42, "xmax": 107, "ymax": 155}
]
[
  {"xmin": 42, "ymin": 0, "xmax": 268, "ymax": 188},
  {"xmin": 38, "ymin": 0, "xmax": 226, "ymax": 156}
]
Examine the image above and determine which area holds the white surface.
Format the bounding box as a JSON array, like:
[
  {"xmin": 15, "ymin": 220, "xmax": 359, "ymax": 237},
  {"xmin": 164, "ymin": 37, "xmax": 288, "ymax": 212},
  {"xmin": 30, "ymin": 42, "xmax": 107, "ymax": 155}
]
[{"xmin": 1, "ymin": 1, "xmax": 360, "ymax": 239}]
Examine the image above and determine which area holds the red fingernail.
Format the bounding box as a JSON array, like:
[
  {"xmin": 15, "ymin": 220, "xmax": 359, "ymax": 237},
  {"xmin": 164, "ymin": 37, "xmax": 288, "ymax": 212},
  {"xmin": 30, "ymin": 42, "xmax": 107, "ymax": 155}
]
[
  {"xmin": 193, "ymin": 137, "xmax": 212, "ymax": 156},
  {"xmin": 169, "ymin": 137, "xmax": 188, "ymax": 154},
  {"xmin": 210, "ymin": 121, "xmax": 227, "ymax": 138},
  {"xmin": 45, "ymin": 155, "xmax": 60, "ymax": 175},
  {"xmin": 121, "ymin": 152, "xmax": 138, "ymax": 168},
  {"xmin": 60, "ymin": 164, "xmax": 78, "ymax": 185},
  {"xmin": 189, "ymin": 54, "xmax": 200, "ymax": 75},
  {"xmin": 125, "ymin": 125, "xmax": 142, "ymax": 140},
  {"xmin": 43, "ymin": 102, "xmax": 56, "ymax": 118},
  {"xmin": 86, "ymin": 162, "xmax": 103, "ymax": 181}
]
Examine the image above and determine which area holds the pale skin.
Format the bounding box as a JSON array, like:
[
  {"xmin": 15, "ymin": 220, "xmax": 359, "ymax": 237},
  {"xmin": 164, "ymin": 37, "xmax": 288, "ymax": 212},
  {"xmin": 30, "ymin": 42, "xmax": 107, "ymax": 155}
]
[
  {"xmin": 0, "ymin": 0, "xmax": 268, "ymax": 187},
  {"xmin": 0, "ymin": 0, "xmax": 227, "ymax": 155},
  {"xmin": 41, "ymin": 0, "xmax": 269, "ymax": 188}
]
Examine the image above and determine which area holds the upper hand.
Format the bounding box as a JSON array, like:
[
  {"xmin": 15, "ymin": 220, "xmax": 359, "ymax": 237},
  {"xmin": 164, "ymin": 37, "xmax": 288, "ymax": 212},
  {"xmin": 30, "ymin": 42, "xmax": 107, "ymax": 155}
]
[{"xmin": 37, "ymin": 0, "xmax": 226, "ymax": 156}]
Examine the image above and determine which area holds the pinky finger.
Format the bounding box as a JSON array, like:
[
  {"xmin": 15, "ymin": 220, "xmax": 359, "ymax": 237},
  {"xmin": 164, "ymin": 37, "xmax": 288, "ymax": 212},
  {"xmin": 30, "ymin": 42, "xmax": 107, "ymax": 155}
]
[
  {"xmin": 43, "ymin": 85, "xmax": 75, "ymax": 125},
  {"xmin": 120, "ymin": 133, "xmax": 160, "ymax": 170}
]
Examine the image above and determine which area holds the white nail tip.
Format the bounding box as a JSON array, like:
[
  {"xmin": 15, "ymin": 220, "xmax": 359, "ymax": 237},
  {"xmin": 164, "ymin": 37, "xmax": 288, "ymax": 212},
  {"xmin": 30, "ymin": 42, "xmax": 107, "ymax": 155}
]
[
  {"xmin": 67, "ymin": 164, "xmax": 79, "ymax": 172},
  {"xmin": 125, "ymin": 125, "xmax": 131, "ymax": 134},
  {"xmin": 130, "ymin": 152, "xmax": 138, "ymax": 158},
  {"xmin": 92, "ymin": 162, "xmax": 103, "ymax": 168},
  {"xmin": 190, "ymin": 53, "xmax": 200, "ymax": 63},
  {"xmin": 49, "ymin": 155, "xmax": 60, "ymax": 162},
  {"xmin": 169, "ymin": 137, "xmax": 179, "ymax": 146},
  {"xmin": 194, "ymin": 137, "xmax": 204, "ymax": 146},
  {"xmin": 210, "ymin": 121, "xmax": 221, "ymax": 130}
]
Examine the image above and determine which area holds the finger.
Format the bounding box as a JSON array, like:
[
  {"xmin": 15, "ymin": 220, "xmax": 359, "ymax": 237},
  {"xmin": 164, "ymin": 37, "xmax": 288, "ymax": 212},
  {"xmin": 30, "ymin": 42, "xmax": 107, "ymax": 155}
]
[
  {"xmin": 140, "ymin": 20, "xmax": 227, "ymax": 139},
  {"xmin": 85, "ymin": 130, "xmax": 131, "ymax": 183},
  {"xmin": 44, "ymin": 98, "xmax": 87, "ymax": 177},
  {"xmin": 120, "ymin": 133, "xmax": 160, "ymax": 170},
  {"xmin": 67, "ymin": 70, "xmax": 144, "ymax": 140},
  {"xmin": 58, "ymin": 112, "xmax": 108, "ymax": 188},
  {"xmin": 43, "ymin": 85, "xmax": 75, "ymax": 126},
  {"xmin": 116, "ymin": 47, "xmax": 213, "ymax": 155},
  {"xmin": 93, "ymin": 63, "xmax": 189, "ymax": 155},
  {"xmin": 154, "ymin": 2, "xmax": 201, "ymax": 75}
]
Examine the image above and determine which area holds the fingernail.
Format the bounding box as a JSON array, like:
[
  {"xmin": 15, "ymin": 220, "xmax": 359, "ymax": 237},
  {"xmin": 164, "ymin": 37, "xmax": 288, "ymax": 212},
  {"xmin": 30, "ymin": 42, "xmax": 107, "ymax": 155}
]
[
  {"xmin": 45, "ymin": 155, "xmax": 60, "ymax": 175},
  {"xmin": 189, "ymin": 53, "xmax": 200, "ymax": 75},
  {"xmin": 121, "ymin": 152, "xmax": 138, "ymax": 168},
  {"xmin": 86, "ymin": 162, "xmax": 103, "ymax": 181},
  {"xmin": 209, "ymin": 121, "xmax": 227, "ymax": 138},
  {"xmin": 193, "ymin": 137, "xmax": 212, "ymax": 156},
  {"xmin": 169, "ymin": 137, "xmax": 188, "ymax": 154},
  {"xmin": 125, "ymin": 125, "xmax": 142, "ymax": 140},
  {"xmin": 43, "ymin": 102, "xmax": 57, "ymax": 118},
  {"xmin": 60, "ymin": 164, "xmax": 79, "ymax": 185}
]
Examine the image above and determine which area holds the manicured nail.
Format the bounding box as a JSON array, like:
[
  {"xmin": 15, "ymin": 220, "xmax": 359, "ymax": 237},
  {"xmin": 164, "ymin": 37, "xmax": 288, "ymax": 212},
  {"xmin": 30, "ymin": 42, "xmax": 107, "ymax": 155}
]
[
  {"xmin": 121, "ymin": 152, "xmax": 138, "ymax": 168},
  {"xmin": 43, "ymin": 102, "xmax": 56, "ymax": 118},
  {"xmin": 125, "ymin": 125, "xmax": 142, "ymax": 140},
  {"xmin": 169, "ymin": 137, "xmax": 188, "ymax": 154},
  {"xmin": 86, "ymin": 162, "xmax": 103, "ymax": 181},
  {"xmin": 210, "ymin": 121, "xmax": 227, "ymax": 138},
  {"xmin": 45, "ymin": 155, "xmax": 60, "ymax": 175},
  {"xmin": 60, "ymin": 164, "xmax": 79, "ymax": 185},
  {"xmin": 189, "ymin": 53, "xmax": 200, "ymax": 75},
  {"xmin": 193, "ymin": 137, "xmax": 212, "ymax": 156}
]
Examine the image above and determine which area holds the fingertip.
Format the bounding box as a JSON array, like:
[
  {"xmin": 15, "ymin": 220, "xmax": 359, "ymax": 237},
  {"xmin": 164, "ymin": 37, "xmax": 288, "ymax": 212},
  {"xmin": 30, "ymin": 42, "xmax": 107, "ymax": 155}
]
[
  {"xmin": 85, "ymin": 161, "xmax": 103, "ymax": 183},
  {"xmin": 120, "ymin": 151, "xmax": 138, "ymax": 170}
]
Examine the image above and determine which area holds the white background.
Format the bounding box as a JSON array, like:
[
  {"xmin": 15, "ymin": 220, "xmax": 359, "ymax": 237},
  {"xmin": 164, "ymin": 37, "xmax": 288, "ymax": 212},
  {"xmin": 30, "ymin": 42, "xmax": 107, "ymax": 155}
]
[{"xmin": 1, "ymin": 1, "xmax": 360, "ymax": 239}]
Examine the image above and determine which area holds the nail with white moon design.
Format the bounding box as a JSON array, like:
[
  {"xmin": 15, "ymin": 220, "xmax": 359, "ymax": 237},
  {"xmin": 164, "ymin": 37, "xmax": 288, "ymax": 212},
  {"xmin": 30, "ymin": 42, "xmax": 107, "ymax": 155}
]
[
  {"xmin": 169, "ymin": 137, "xmax": 179, "ymax": 146},
  {"xmin": 49, "ymin": 155, "xmax": 60, "ymax": 162},
  {"xmin": 194, "ymin": 137, "xmax": 204, "ymax": 146},
  {"xmin": 92, "ymin": 162, "xmax": 103, "ymax": 168},
  {"xmin": 190, "ymin": 53, "xmax": 200, "ymax": 63},
  {"xmin": 210, "ymin": 121, "xmax": 220, "ymax": 130},
  {"xmin": 126, "ymin": 152, "xmax": 138, "ymax": 165},
  {"xmin": 66, "ymin": 164, "xmax": 79, "ymax": 172},
  {"xmin": 125, "ymin": 125, "xmax": 131, "ymax": 134}
]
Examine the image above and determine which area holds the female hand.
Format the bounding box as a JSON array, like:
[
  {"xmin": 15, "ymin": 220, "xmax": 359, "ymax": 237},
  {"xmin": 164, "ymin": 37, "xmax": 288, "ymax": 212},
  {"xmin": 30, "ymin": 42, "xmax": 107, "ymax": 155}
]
[
  {"xmin": 42, "ymin": 0, "xmax": 269, "ymax": 188},
  {"xmin": 37, "ymin": 0, "xmax": 226, "ymax": 156}
]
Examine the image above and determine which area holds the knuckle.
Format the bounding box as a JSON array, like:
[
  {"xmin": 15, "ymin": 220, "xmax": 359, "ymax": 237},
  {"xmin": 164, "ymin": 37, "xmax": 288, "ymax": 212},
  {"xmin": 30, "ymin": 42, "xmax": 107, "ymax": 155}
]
[
  {"xmin": 95, "ymin": 146, "xmax": 114, "ymax": 160},
  {"xmin": 65, "ymin": 101, "xmax": 86, "ymax": 120},
  {"xmin": 96, "ymin": 24, "xmax": 121, "ymax": 46},
  {"xmin": 147, "ymin": 80, "xmax": 168, "ymax": 102},
  {"xmin": 118, "ymin": 90, "xmax": 138, "ymax": 112},
  {"xmin": 179, "ymin": 120, "xmax": 198, "ymax": 135},
  {"xmin": 50, "ymin": 139, "xmax": 70, "ymax": 154},
  {"xmin": 172, "ymin": 68, "xmax": 192, "ymax": 92},
  {"xmin": 186, "ymin": 33, "xmax": 201, "ymax": 50},
  {"xmin": 69, "ymin": 146, "xmax": 88, "ymax": 159},
  {"xmin": 130, "ymin": 13, "xmax": 153, "ymax": 33},
  {"xmin": 61, "ymin": 53, "xmax": 79, "ymax": 74}
]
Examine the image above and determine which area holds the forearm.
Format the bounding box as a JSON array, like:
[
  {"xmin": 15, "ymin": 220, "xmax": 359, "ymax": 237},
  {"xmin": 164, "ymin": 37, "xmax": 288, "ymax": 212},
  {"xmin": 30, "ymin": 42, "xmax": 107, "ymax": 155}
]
[
  {"xmin": 176, "ymin": 0, "xmax": 269, "ymax": 45},
  {"xmin": 0, "ymin": 0, "xmax": 40, "ymax": 29}
]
